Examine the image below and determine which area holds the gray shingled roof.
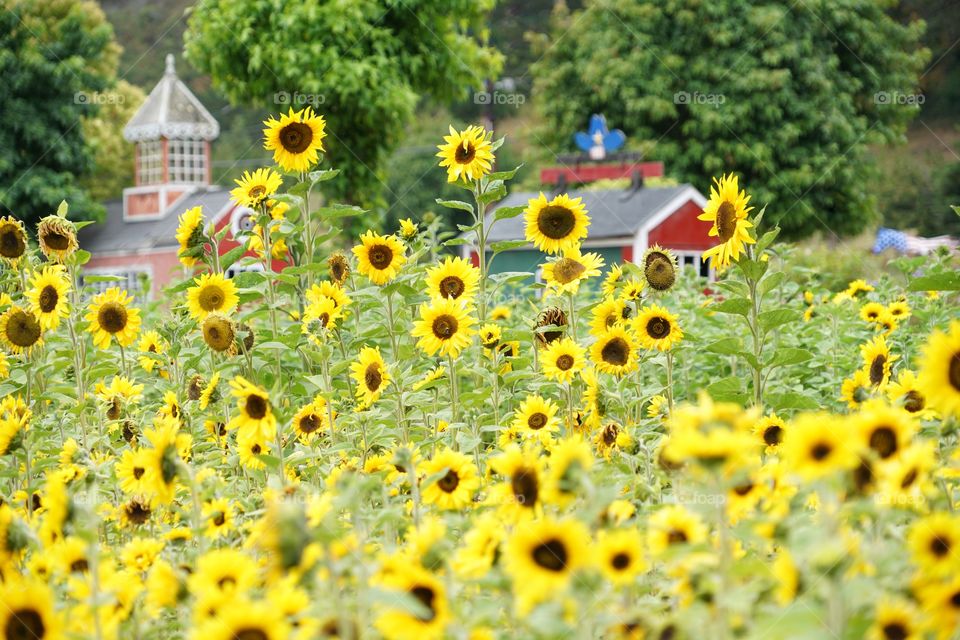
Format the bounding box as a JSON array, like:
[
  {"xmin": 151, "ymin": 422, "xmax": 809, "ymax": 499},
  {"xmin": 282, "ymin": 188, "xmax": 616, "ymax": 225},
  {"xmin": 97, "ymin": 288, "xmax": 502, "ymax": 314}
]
[
  {"xmin": 124, "ymin": 55, "xmax": 219, "ymax": 142},
  {"xmin": 80, "ymin": 188, "xmax": 234, "ymax": 254},
  {"xmin": 484, "ymin": 185, "xmax": 695, "ymax": 244}
]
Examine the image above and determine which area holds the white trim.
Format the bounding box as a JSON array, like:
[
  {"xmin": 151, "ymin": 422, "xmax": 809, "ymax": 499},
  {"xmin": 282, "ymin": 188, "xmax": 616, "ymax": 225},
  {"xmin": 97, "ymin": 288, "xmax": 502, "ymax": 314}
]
[
  {"xmin": 633, "ymin": 186, "xmax": 707, "ymax": 261},
  {"xmin": 122, "ymin": 184, "xmax": 198, "ymax": 221}
]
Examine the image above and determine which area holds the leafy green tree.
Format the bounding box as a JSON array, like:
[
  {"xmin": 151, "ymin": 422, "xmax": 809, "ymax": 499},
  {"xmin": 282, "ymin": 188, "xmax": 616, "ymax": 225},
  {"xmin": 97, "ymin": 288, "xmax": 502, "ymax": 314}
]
[
  {"xmin": 184, "ymin": 0, "xmax": 502, "ymax": 209},
  {"xmin": 0, "ymin": 0, "xmax": 120, "ymax": 225},
  {"xmin": 530, "ymin": 0, "xmax": 929, "ymax": 239}
]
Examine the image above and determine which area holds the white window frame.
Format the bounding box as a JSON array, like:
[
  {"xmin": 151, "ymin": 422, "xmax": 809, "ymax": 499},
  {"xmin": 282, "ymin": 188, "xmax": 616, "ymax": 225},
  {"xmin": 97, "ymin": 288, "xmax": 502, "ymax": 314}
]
[
  {"xmin": 673, "ymin": 250, "xmax": 713, "ymax": 280},
  {"xmin": 167, "ymin": 139, "xmax": 206, "ymax": 184},
  {"xmin": 137, "ymin": 140, "xmax": 162, "ymax": 185}
]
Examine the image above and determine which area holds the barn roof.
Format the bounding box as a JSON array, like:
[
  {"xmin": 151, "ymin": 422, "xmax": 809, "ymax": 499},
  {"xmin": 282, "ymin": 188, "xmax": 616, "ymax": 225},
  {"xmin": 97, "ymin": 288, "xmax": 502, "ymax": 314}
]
[
  {"xmin": 124, "ymin": 55, "xmax": 219, "ymax": 142},
  {"xmin": 80, "ymin": 188, "xmax": 234, "ymax": 255},
  {"xmin": 483, "ymin": 185, "xmax": 700, "ymax": 244}
]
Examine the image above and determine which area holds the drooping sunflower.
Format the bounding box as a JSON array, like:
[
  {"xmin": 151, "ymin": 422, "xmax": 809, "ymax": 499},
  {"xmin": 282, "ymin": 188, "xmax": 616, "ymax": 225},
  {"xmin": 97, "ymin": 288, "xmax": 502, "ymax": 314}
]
[
  {"xmin": 262, "ymin": 106, "xmax": 327, "ymax": 173},
  {"xmin": 642, "ymin": 245, "xmax": 679, "ymax": 293},
  {"xmin": 541, "ymin": 245, "xmax": 605, "ymax": 295},
  {"xmin": 0, "ymin": 216, "xmax": 28, "ymax": 264},
  {"xmin": 436, "ymin": 124, "xmax": 494, "ymax": 184},
  {"xmin": 523, "ymin": 192, "xmax": 590, "ymax": 254},
  {"xmin": 36, "ymin": 214, "xmax": 78, "ymax": 263},
  {"xmin": 0, "ymin": 306, "xmax": 43, "ymax": 355},
  {"xmin": 419, "ymin": 447, "xmax": 480, "ymax": 510},
  {"xmin": 512, "ymin": 395, "xmax": 559, "ymax": 435},
  {"xmin": 231, "ymin": 168, "xmax": 283, "ymax": 209},
  {"xmin": 0, "ymin": 577, "xmax": 61, "ymax": 640},
  {"xmin": 424, "ymin": 256, "xmax": 480, "ymax": 302},
  {"xmin": 534, "ymin": 306, "xmax": 567, "ymax": 347},
  {"xmin": 85, "ymin": 287, "xmax": 141, "ymax": 349},
  {"xmin": 918, "ymin": 320, "xmax": 960, "ymax": 417},
  {"xmin": 596, "ymin": 528, "xmax": 647, "ymax": 586},
  {"xmin": 201, "ymin": 313, "xmax": 236, "ymax": 353},
  {"xmin": 697, "ymin": 173, "xmax": 755, "ymax": 271},
  {"xmin": 352, "ymin": 231, "xmax": 407, "ymax": 286},
  {"xmin": 646, "ymin": 504, "xmax": 707, "ymax": 556},
  {"xmin": 374, "ymin": 560, "xmax": 450, "ymax": 640},
  {"xmin": 226, "ymin": 376, "xmax": 276, "ymax": 439},
  {"xmin": 782, "ymin": 413, "xmax": 857, "ymax": 480},
  {"xmin": 634, "ymin": 304, "xmax": 683, "ymax": 352},
  {"xmin": 591, "ymin": 326, "xmax": 639, "ymax": 376},
  {"xmin": 175, "ymin": 206, "xmax": 205, "ymax": 267},
  {"xmin": 411, "ymin": 298, "xmax": 477, "ymax": 359},
  {"xmin": 907, "ymin": 512, "xmax": 960, "ymax": 577},
  {"xmin": 350, "ymin": 346, "xmax": 391, "ymax": 408},
  {"xmin": 540, "ymin": 337, "xmax": 585, "ymax": 383},
  {"xmin": 186, "ymin": 272, "xmax": 239, "ymax": 321},
  {"xmin": 328, "ymin": 252, "xmax": 350, "ymax": 286},
  {"xmin": 853, "ymin": 399, "xmax": 917, "ymax": 461},
  {"xmin": 861, "ymin": 335, "xmax": 898, "ymax": 388},
  {"xmin": 503, "ymin": 517, "xmax": 590, "ymax": 613}
]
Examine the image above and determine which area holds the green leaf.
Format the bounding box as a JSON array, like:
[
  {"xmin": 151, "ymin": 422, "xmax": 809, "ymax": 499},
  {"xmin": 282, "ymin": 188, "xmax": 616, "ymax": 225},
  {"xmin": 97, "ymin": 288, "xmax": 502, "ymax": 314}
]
[
  {"xmin": 317, "ymin": 204, "xmax": 365, "ymax": 220},
  {"xmin": 477, "ymin": 184, "xmax": 506, "ymax": 205},
  {"xmin": 308, "ymin": 168, "xmax": 340, "ymax": 183},
  {"xmin": 220, "ymin": 246, "xmax": 247, "ymax": 271},
  {"xmin": 711, "ymin": 297, "xmax": 751, "ymax": 316},
  {"xmin": 490, "ymin": 240, "xmax": 527, "ymax": 253},
  {"xmin": 767, "ymin": 392, "xmax": 819, "ymax": 411},
  {"xmin": 907, "ymin": 271, "xmax": 960, "ymax": 291},
  {"xmin": 737, "ymin": 258, "xmax": 768, "ymax": 281},
  {"xmin": 755, "ymin": 227, "xmax": 780, "ymax": 255},
  {"xmin": 758, "ymin": 309, "xmax": 797, "ymax": 331},
  {"xmin": 436, "ymin": 199, "xmax": 474, "ymax": 214},
  {"xmin": 705, "ymin": 338, "xmax": 743, "ymax": 355},
  {"xmin": 767, "ymin": 348, "xmax": 814, "ymax": 368},
  {"xmin": 706, "ymin": 376, "xmax": 747, "ymax": 403},
  {"xmin": 486, "ymin": 164, "xmax": 523, "ymax": 181},
  {"xmin": 492, "ymin": 205, "xmax": 525, "ymax": 222},
  {"xmin": 758, "ymin": 271, "xmax": 785, "ymax": 297},
  {"xmin": 57, "ymin": 200, "xmax": 68, "ymax": 217},
  {"xmin": 714, "ymin": 280, "xmax": 749, "ymax": 298}
]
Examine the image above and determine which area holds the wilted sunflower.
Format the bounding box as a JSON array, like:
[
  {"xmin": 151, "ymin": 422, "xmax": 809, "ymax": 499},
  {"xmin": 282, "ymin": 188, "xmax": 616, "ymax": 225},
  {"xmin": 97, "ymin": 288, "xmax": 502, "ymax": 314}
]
[
  {"xmin": 411, "ymin": 298, "xmax": 477, "ymax": 359},
  {"xmin": 175, "ymin": 206, "xmax": 205, "ymax": 267},
  {"xmin": 503, "ymin": 517, "xmax": 590, "ymax": 613},
  {"xmin": 642, "ymin": 245, "xmax": 679, "ymax": 293},
  {"xmin": 262, "ymin": 106, "xmax": 327, "ymax": 172},
  {"xmin": 861, "ymin": 335, "xmax": 897, "ymax": 388},
  {"xmin": 512, "ymin": 395, "xmax": 559, "ymax": 435},
  {"xmin": 436, "ymin": 124, "xmax": 494, "ymax": 183},
  {"xmin": 201, "ymin": 313, "xmax": 236, "ymax": 353},
  {"xmin": 0, "ymin": 578, "xmax": 62, "ymax": 640},
  {"xmin": 85, "ymin": 287, "xmax": 141, "ymax": 349},
  {"xmin": 697, "ymin": 173, "xmax": 755, "ymax": 271},
  {"xmin": 534, "ymin": 306, "xmax": 567, "ymax": 347},
  {"xmin": 0, "ymin": 306, "xmax": 43, "ymax": 355},
  {"xmin": 541, "ymin": 245, "xmax": 604, "ymax": 295},
  {"xmin": 424, "ymin": 256, "xmax": 480, "ymax": 302},
  {"xmin": 231, "ymin": 168, "xmax": 283, "ymax": 209},
  {"xmin": 591, "ymin": 326, "xmax": 639, "ymax": 376},
  {"xmin": 419, "ymin": 447, "xmax": 480, "ymax": 510},
  {"xmin": 352, "ymin": 231, "xmax": 407, "ymax": 285},
  {"xmin": 523, "ymin": 192, "xmax": 590, "ymax": 254},
  {"xmin": 540, "ymin": 337, "xmax": 585, "ymax": 383},
  {"xmin": 596, "ymin": 528, "xmax": 647, "ymax": 585},
  {"xmin": 0, "ymin": 217, "xmax": 28, "ymax": 264},
  {"xmin": 374, "ymin": 560, "xmax": 449, "ymax": 640},
  {"xmin": 36, "ymin": 214, "xmax": 78, "ymax": 263},
  {"xmin": 186, "ymin": 272, "xmax": 239, "ymax": 321},
  {"xmin": 328, "ymin": 252, "xmax": 350, "ymax": 286},
  {"xmin": 918, "ymin": 320, "xmax": 960, "ymax": 417},
  {"xmin": 350, "ymin": 346, "xmax": 391, "ymax": 408},
  {"xmin": 633, "ymin": 304, "xmax": 683, "ymax": 352},
  {"xmin": 226, "ymin": 376, "xmax": 276, "ymax": 440}
]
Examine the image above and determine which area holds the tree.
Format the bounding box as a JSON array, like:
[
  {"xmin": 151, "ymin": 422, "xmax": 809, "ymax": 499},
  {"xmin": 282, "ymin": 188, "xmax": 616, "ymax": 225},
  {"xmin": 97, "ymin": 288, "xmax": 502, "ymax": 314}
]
[
  {"xmin": 530, "ymin": 0, "xmax": 929, "ymax": 239},
  {"xmin": 184, "ymin": 0, "xmax": 502, "ymax": 209},
  {"xmin": 0, "ymin": 0, "xmax": 120, "ymax": 226}
]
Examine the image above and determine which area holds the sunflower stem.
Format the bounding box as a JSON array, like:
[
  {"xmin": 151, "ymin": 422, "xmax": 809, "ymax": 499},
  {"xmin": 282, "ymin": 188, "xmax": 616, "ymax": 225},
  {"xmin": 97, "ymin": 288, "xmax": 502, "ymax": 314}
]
[
  {"xmin": 473, "ymin": 180, "xmax": 489, "ymax": 324},
  {"xmin": 665, "ymin": 351, "xmax": 675, "ymax": 416},
  {"xmin": 384, "ymin": 289, "xmax": 399, "ymax": 359},
  {"xmin": 261, "ymin": 213, "xmax": 283, "ymax": 383},
  {"xmin": 448, "ymin": 354, "xmax": 460, "ymax": 447}
]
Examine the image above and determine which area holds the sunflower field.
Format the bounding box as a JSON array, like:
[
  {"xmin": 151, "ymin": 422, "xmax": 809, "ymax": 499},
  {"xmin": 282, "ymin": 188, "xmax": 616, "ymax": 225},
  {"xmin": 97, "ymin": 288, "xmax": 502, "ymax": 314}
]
[{"xmin": 0, "ymin": 109, "xmax": 958, "ymax": 640}]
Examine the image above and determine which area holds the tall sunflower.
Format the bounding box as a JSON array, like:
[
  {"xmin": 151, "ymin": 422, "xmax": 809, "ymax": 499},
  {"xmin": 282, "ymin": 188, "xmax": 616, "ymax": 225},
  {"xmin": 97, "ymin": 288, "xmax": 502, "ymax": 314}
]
[
  {"xmin": 523, "ymin": 192, "xmax": 590, "ymax": 254},
  {"xmin": 419, "ymin": 448, "xmax": 480, "ymax": 510},
  {"xmin": 540, "ymin": 337, "xmax": 585, "ymax": 383},
  {"xmin": 424, "ymin": 256, "xmax": 480, "ymax": 302},
  {"xmin": 918, "ymin": 321, "xmax": 960, "ymax": 417},
  {"xmin": 0, "ymin": 306, "xmax": 43, "ymax": 355},
  {"xmin": 85, "ymin": 287, "xmax": 141, "ymax": 349},
  {"xmin": 226, "ymin": 376, "xmax": 276, "ymax": 440},
  {"xmin": 697, "ymin": 173, "xmax": 755, "ymax": 271},
  {"xmin": 642, "ymin": 245, "xmax": 679, "ymax": 293},
  {"xmin": 175, "ymin": 206, "xmax": 205, "ymax": 267},
  {"xmin": 633, "ymin": 305, "xmax": 683, "ymax": 352},
  {"xmin": 591, "ymin": 326, "xmax": 639, "ymax": 376},
  {"xmin": 350, "ymin": 346, "xmax": 391, "ymax": 408},
  {"xmin": 436, "ymin": 124, "xmax": 494, "ymax": 183},
  {"xmin": 36, "ymin": 214, "xmax": 78, "ymax": 263},
  {"xmin": 231, "ymin": 168, "xmax": 283, "ymax": 209},
  {"xmin": 0, "ymin": 217, "xmax": 28, "ymax": 265},
  {"xmin": 262, "ymin": 106, "xmax": 327, "ymax": 173},
  {"xmin": 411, "ymin": 298, "xmax": 477, "ymax": 359},
  {"xmin": 352, "ymin": 231, "xmax": 407, "ymax": 285},
  {"xmin": 186, "ymin": 272, "xmax": 239, "ymax": 321},
  {"xmin": 503, "ymin": 517, "xmax": 590, "ymax": 614},
  {"xmin": 589, "ymin": 297, "xmax": 629, "ymax": 337},
  {"xmin": 541, "ymin": 245, "xmax": 604, "ymax": 295}
]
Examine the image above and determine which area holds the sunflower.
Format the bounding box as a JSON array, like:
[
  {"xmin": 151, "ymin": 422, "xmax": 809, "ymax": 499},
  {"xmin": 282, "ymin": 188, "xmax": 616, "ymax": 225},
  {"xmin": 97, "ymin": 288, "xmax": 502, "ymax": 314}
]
[
  {"xmin": 247, "ymin": 223, "xmax": 287, "ymax": 260},
  {"xmin": 226, "ymin": 376, "xmax": 276, "ymax": 439},
  {"xmin": 117, "ymin": 448, "xmax": 154, "ymax": 495},
  {"xmin": 436, "ymin": 124, "xmax": 494, "ymax": 183},
  {"xmin": 602, "ymin": 264, "xmax": 624, "ymax": 298},
  {"xmin": 424, "ymin": 256, "xmax": 480, "ymax": 302},
  {"xmin": 199, "ymin": 371, "xmax": 221, "ymax": 410},
  {"xmin": 419, "ymin": 448, "xmax": 480, "ymax": 510},
  {"xmin": 489, "ymin": 444, "xmax": 544, "ymax": 518},
  {"xmin": 534, "ymin": 306, "xmax": 567, "ymax": 347},
  {"xmin": 634, "ymin": 304, "xmax": 683, "ymax": 352},
  {"xmin": 860, "ymin": 302, "xmax": 885, "ymax": 323},
  {"xmin": 619, "ymin": 279, "xmax": 645, "ymax": 303},
  {"xmin": 36, "ymin": 214, "xmax": 78, "ymax": 263},
  {"xmin": 503, "ymin": 517, "xmax": 590, "ymax": 613},
  {"xmin": 452, "ymin": 512, "xmax": 505, "ymax": 579},
  {"xmin": 861, "ymin": 335, "xmax": 898, "ymax": 388},
  {"xmin": 523, "ymin": 192, "xmax": 590, "ymax": 254},
  {"xmin": 193, "ymin": 598, "xmax": 289, "ymax": 640},
  {"xmin": 753, "ymin": 413, "xmax": 786, "ymax": 453},
  {"xmin": 841, "ymin": 368, "xmax": 874, "ymax": 409},
  {"xmin": 328, "ymin": 252, "xmax": 350, "ymax": 286},
  {"xmin": 120, "ymin": 497, "xmax": 152, "ymax": 528},
  {"xmin": 697, "ymin": 173, "xmax": 755, "ymax": 271},
  {"xmin": 782, "ymin": 413, "xmax": 857, "ymax": 480},
  {"xmin": 231, "ymin": 168, "xmax": 283, "ymax": 209},
  {"xmin": 0, "ymin": 577, "xmax": 61, "ymax": 639},
  {"xmin": 541, "ymin": 245, "xmax": 604, "ymax": 295},
  {"xmin": 887, "ymin": 369, "xmax": 936, "ymax": 418},
  {"xmin": 0, "ymin": 216, "xmax": 28, "ymax": 264},
  {"xmin": 642, "ymin": 245, "xmax": 679, "ymax": 293},
  {"xmin": 143, "ymin": 416, "xmax": 190, "ymax": 504},
  {"xmin": 201, "ymin": 314, "xmax": 236, "ymax": 353},
  {"xmin": 306, "ymin": 280, "xmax": 352, "ymax": 312},
  {"xmin": 591, "ymin": 326, "xmax": 639, "ymax": 376},
  {"xmin": 918, "ymin": 320, "xmax": 960, "ymax": 417},
  {"xmin": 291, "ymin": 397, "xmax": 330, "ymax": 443},
  {"xmin": 175, "ymin": 206, "xmax": 205, "ymax": 267},
  {"xmin": 646, "ymin": 505, "xmax": 707, "ymax": 556},
  {"xmin": 349, "ymin": 346, "xmax": 391, "ymax": 409},
  {"xmin": 878, "ymin": 441, "xmax": 935, "ymax": 508},
  {"xmin": 262, "ymin": 106, "xmax": 327, "ymax": 173},
  {"xmin": 0, "ymin": 306, "xmax": 43, "ymax": 355},
  {"xmin": 412, "ymin": 365, "xmax": 446, "ymax": 391},
  {"xmin": 202, "ymin": 497, "xmax": 234, "ymax": 539},
  {"xmin": 589, "ymin": 297, "xmax": 629, "ymax": 337},
  {"xmin": 853, "ymin": 399, "xmax": 917, "ymax": 461},
  {"xmin": 596, "ymin": 528, "xmax": 647, "ymax": 585},
  {"xmin": 85, "ymin": 287, "xmax": 141, "ymax": 349},
  {"xmin": 352, "ymin": 231, "xmax": 407, "ymax": 285},
  {"xmin": 540, "ymin": 337, "xmax": 585, "ymax": 383},
  {"xmin": 907, "ymin": 512, "xmax": 960, "ymax": 577},
  {"xmin": 137, "ymin": 330, "xmax": 167, "ymax": 374},
  {"xmin": 887, "ymin": 300, "xmax": 911, "ymax": 320},
  {"xmin": 512, "ymin": 395, "xmax": 559, "ymax": 436},
  {"xmin": 237, "ymin": 431, "xmax": 270, "ymax": 471},
  {"xmin": 186, "ymin": 273, "xmax": 239, "ymax": 321},
  {"xmin": 411, "ymin": 298, "xmax": 477, "ymax": 359},
  {"xmin": 490, "ymin": 305, "xmax": 511, "ymax": 321},
  {"xmin": 844, "ymin": 279, "xmax": 875, "ymax": 299},
  {"xmin": 399, "ymin": 218, "xmax": 418, "ymax": 239},
  {"xmin": 374, "ymin": 560, "xmax": 449, "ymax": 640}
]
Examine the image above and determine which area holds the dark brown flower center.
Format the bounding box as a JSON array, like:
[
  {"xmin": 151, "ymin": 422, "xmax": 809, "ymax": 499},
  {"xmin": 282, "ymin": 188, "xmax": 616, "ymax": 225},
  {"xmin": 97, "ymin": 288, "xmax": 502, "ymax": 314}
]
[
  {"xmin": 646, "ymin": 317, "xmax": 670, "ymax": 340},
  {"xmin": 431, "ymin": 314, "xmax": 458, "ymax": 340},
  {"xmin": 439, "ymin": 276, "xmax": 465, "ymax": 299},
  {"xmin": 364, "ymin": 363, "xmax": 382, "ymax": 392},
  {"xmin": 248, "ymin": 186, "xmax": 267, "ymax": 200},
  {"xmin": 233, "ymin": 628, "xmax": 269, "ymax": 640},
  {"xmin": 645, "ymin": 253, "xmax": 676, "ymax": 291},
  {"xmin": 245, "ymin": 394, "xmax": 268, "ymax": 420},
  {"xmin": 0, "ymin": 226, "xmax": 26, "ymax": 259},
  {"xmin": 133, "ymin": 466, "xmax": 145, "ymax": 480},
  {"xmin": 455, "ymin": 142, "xmax": 476, "ymax": 164},
  {"xmin": 903, "ymin": 390, "xmax": 925, "ymax": 413},
  {"xmin": 5, "ymin": 607, "xmax": 45, "ymax": 640},
  {"xmin": 553, "ymin": 258, "xmax": 586, "ymax": 284},
  {"xmin": 868, "ymin": 426, "xmax": 898, "ymax": 459},
  {"xmin": 527, "ymin": 412, "xmax": 547, "ymax": 430},
  {"xmin": 555, "ymin": 354, "xmax": 574, "ymax": 371},
  {"xmin": 716, "ymin": 201, "xmax": 737, "ymax": 242},
  {"xmin": 763, "ymin": 425, "xmax": 783, "ymax": 446},
  {"xmin": 601, "ymin": 337, "xmax": 630, "ymax": 366},
  {"xmin": 930, "ymin": 535, "xmax": 951, "ymax": 558},
  {"xmin": 124, "ymin": 499, "xmax": 151, "ymax": 524},
  {"xmin": 511, "ymin": 468, "xmax": 539, "ymax": 506},
  {"xmin": 667, "ymin": 529, "xmax": 688, "ymax": 545},
  {"xmin": 537, "ymin": 205, "xmax": 576, "ymax": 240},
  {"xmin": 531, "ymin": 538, "xmax": 567, "ymax": 572},
  {"xmin": 299, "ymin": 414, "xmax": 322, "ymax": 434},
  {"xmin": 70, "ymin": 559, "xmax": 89, "ymax": 573},
  {"xmin": 41, "ymin": 231, "xmax": 70, "ymax": 251},
  {"xmin": 900, "ymin": 467, "xmax": 919, "ymax": 489},
  {"xmin": 882, "ymin": 623, "xmax": 908, "ymax": 640},
  {"xmin": 611, "ymin": 552, "xmax": 631, "ymax": 570},
  {"xmin": 5, "ymin": 310, "xmax": 41, "ymax": 347},
  {"xmin": 950, "ymin": 352, "xmax": 960, "ymax": 392},
  {"xmin": 38, "ymin": 286, "xmax": 59, "ymax": 313},
  {"xmin": 410, "ymin": 585, "xmax": 437, "ymax": 622},
  {"xmin": 279, "ymin": 121, "xmax": 314, "ymax": 154},
  {"xmin": 98, "ymin": 302, "xmax": 128, "ymax": 334},
  {"xmin": 329, "ymin": 255, "xmax": 349, "ymax": 283},
  {"xmin": 213, "ymin": 512, "xmax": 226, "ymax": 527},
  {"xmin": 437, "ymin": 469, "xmax": 460, "ymax": 493},
  {"xmin": 869, "ymin": 355, "xmax": 886, "ymax": 386},
  {"xmin": 811, "ymin": 442, "xmax": 832, "ymax": 461},
  {"xmin": 368, "ymin": 244, "xmax": 393, "ymax": 270}
]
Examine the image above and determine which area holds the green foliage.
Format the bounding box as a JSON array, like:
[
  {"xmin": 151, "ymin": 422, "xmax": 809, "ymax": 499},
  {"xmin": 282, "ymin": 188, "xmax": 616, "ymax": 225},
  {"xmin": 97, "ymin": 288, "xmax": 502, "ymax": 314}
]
[
  {"xmin": 184, "ymin": 0, "xmax": 503, "ymax": 209},
  {"xmin": 0, "ymin": 0, "xmax": 120, "ymax": 225},
  {"xmin": 530, "ymin": 0, "xmax": 929, "ymax": 239}
]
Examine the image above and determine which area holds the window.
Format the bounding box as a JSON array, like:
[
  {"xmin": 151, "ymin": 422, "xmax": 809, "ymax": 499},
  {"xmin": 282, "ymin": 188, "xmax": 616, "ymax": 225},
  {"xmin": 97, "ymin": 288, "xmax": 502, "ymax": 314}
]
[
  {"xmin": 673, "ymin": 251, "xmax": 713, "ymax": 280},
  {"xmin": 167, "ymin": 139, "xmax": 207, "ymax": 184},
  {"xmin": 137, "ymin": 140, "xmax": 162, "ymax": 185}
]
